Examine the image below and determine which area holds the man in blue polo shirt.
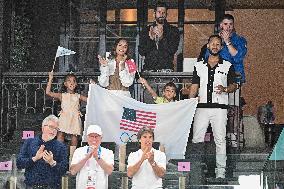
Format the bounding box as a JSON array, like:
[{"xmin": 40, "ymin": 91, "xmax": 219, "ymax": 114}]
[
  {"xmin": 201, "ymin": 14, "xmax": 247, "ymax": 83},
  {"xmin": 17, "ymin": 115, "xmax": 68, "ymax": 189},
  {"xmin": 219, "ymin": 14, "xmax": 247, "ymax": 83}
]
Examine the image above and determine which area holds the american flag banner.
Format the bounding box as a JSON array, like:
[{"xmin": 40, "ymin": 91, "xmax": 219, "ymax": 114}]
[
  {"xmin": 120, "ymin": 107, "xmax": 156, "ymax": 132},
  {"xmin": 84, "ymin": 84, "xmax": 198, "ymax": 159}
]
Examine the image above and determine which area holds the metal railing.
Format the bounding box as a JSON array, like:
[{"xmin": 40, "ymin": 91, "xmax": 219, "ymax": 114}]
[
  {"xmin": 0, "ymin": 71, "xmax": 244, "ymax": 149},
  {"xmin": 0, "ymin": 71, "xmax": 193, "ymax": 140}
]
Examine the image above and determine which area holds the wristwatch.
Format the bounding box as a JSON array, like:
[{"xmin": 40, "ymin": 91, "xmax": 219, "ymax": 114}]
[
  {"xmin": 51, "ymin": 160, "xmax": 57, "ymax": 167},
  {"xmin": 224, "ymin": 87, "xmax": 228, "ymax": 93},
  {"xmin": 151, "ymin": 161, "xmax": 157, "ymax": 167},
  {"xmin": 226, "ymin": 41, "xmax": 232, "ymax": 46}
]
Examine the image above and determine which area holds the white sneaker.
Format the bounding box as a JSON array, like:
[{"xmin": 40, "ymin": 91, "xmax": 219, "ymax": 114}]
[
  {"xmin": 216, "ymin": 171, "xmax": 225, "ymax": 178},
  {"xmin": 215, "ymin": 168, "xmax": 226, "ymax": 178}
]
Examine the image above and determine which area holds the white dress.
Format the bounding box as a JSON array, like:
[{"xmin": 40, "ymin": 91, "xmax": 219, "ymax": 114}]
[{"xmin": 58, "ymin": 93, "xmax": 82, "ymax": 135}]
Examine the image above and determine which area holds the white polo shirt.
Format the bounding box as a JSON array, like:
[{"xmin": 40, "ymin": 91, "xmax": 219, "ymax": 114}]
[
  {"xmin": 127, "ymin": 148, "xmax": 166, "ymax": 189},
  {"xmin": 71, "ymin": 146, "xmax": 114, "ymax": 189}
]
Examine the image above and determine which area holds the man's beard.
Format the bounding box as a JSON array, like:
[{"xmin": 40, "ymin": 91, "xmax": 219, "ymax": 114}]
[
  {"xmin": 156, "ymin": 17, "xmax": 165, "ymax": 24},
  {"xmin": 47, "ymin": 135, "xmax": 56, "ymax": 141},
  {"xmin": 209, "ymin": 49, "xmax": 220, "ymax": 56}
]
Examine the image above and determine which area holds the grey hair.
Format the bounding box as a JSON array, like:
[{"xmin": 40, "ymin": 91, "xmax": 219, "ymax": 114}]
[{"xmin": 42, "ymin": 115, "xmax": 59, "ymax": 127}]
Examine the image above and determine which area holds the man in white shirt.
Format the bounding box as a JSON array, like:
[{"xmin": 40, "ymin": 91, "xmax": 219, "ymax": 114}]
[
  {"xmin": 189, "ymin": 35, "xmax": 238, "ymax": 178},
  {"xmin": 127, "ymin": 126, "xmax": 166, "ymax": 189},
  {"xmin": 70, "ymin": 125, "xmax": 114, "ymax": 189}
]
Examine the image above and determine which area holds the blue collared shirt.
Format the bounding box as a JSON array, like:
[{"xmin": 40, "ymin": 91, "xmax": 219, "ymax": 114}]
[{"xmin": 16, "ymin": 135, "xmax": 68, "ymax": 188}]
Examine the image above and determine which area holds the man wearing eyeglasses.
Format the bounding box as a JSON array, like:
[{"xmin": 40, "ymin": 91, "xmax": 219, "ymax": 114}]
[{"xmin": 17, "ymin": 115, "xmax": 68, "ymax": 189}]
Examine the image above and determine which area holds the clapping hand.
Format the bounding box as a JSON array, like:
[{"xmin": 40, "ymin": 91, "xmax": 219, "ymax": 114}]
[
  {"xmin": 85, "ymin": 146, "xmax": 94, "ymax": 159},
  {"xmin": 91, "ymin": 145, "xmax": 99, "ymax": 160},
  {"xmin": 43, "ymin": 150, "xmax": 54, "ymax": 165},
  {"xmin": 32, "ymin": 145, "xmax": 45, "ymax": 162},
  {"xmin": 147, "ymin": 150, "xmax": 155, "ymax": 164},
  {"xmin": 153, "ymin": 25, "xmax": 163, "ymax": 39},
  {"xmin": 86, "ymin": 145, "xmax": 99, "ymax": 160},
  {"xmin": 149, "ymin": 25, "xmax": 163, "ymax": 40},
  {"xmin": 149, "ymin": 26, "xmax": 156, "ymax": 40},
  {"xmin": 141, "ymin": 147, "xmax": 154, "ymax": 163}
]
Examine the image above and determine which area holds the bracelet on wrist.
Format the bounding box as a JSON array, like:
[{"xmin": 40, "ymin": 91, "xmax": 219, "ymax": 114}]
[
  {"xmin": 50, "ymin": 160, "xmax": 57, "ymax": 167},
  {"xmin": 226, "ymin": 41, "xmax": 232, "ymax": 46},
  {"xmin": 32, "ymin": 157, "xmax": 37, "ymax": 162}
]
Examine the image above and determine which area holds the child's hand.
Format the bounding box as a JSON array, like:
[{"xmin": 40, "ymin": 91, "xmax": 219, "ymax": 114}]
[
  {"xmin": 98, "ymin": 55, "xmax": 108, "ymax": 66},
  {"xmin": 138, "ymin": 77, "xmax": 147, "ymax": 85},
  {"xmin": 48, "ymin": 71, "xmax": 54, "ymax": 81},
  {"xmin": 89, "ymin": 79, "xmax": 96, "ymax": 84}
]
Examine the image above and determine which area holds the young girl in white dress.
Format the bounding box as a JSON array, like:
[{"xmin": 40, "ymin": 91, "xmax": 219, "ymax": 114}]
[{"xmin": 46, "ymin": 71, "xmax": 87, "ymax": 163}]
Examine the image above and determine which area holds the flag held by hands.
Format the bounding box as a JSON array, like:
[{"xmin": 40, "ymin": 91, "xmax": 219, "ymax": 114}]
[
  {"xmin": 125, "ymin": 59, "xmax": 137, "ymax": 73},
  {"xmin": 55, "ymin": 46, "xmax": 76, "ymax": 58},
  {"xmin": 84, "ymin": 84, "xmax": 198, "ymax": 159},
  {"xmin": 120, "ymin": 107, "xmax": 156, "ymax": 132}
]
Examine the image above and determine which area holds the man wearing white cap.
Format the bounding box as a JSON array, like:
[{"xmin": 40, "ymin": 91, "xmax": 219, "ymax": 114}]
[{"xmin": 70, "ymin": 125, "xmax": 114, "ymax": 189}]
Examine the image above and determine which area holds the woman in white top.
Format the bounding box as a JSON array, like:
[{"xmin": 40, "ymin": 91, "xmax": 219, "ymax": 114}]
[{"xmin": 98, "ymin": 38, "xmax": 136, "ymax": 97}]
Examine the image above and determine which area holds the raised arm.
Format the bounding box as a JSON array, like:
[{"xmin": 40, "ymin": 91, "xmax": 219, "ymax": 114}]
[
  {"xmin": 70, "ymin": 150, "xmax": 91, "ymax": 175},
  {"xmin": 79, "ymin": 94, "xmax": 88, "ymax": 103},
  {"xmin": 95, "ymin": 155, "xmax": 114, "ymax": 175},
  {"xmin": 46, "ymin": 71, "xmax": 62, "ymax": 101},
  {"xmin": 138, "ymin": 77, "xmax": 158, "ymax": 99},
  {"xmin": 16, "ymin": 140, "xmax": 43, "ymax": 169},
  {"xmin": 147, "ymin": 150, "xmax": 166, "ymax": 178},
  {"xmin": 97, "ymin": 55, "xmax": 110, "ymax": 87},
  {"xmin": 127, "ymin": 152, "xmax": 147, "ymax": 178}
]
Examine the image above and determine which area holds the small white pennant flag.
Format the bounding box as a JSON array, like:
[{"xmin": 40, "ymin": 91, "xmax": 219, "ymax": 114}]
[{"xmin": 55, "ymin": 46, "xmax": 76, "ymax": 58}]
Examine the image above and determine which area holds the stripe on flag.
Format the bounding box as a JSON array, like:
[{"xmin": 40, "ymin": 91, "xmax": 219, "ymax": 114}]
[{"xmin": 120, "ymin": 107, "xmax": 156, "ymax": 132}]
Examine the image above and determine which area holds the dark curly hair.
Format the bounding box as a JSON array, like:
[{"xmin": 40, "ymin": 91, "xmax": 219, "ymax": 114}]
[
  {"xmin": 60, "ymin": 73, "xmax": 79, "ymax": 93},
  {"xmin": 154, "ymin": 1, "xmax": 168, "ymax": 11},
  {"xmin": 163, "ymin": 82, "xmax": 177, "ymax": 92},
  {"xmin": 108, "ymin": 38, "xmax": 131, "ymax": 61}
]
